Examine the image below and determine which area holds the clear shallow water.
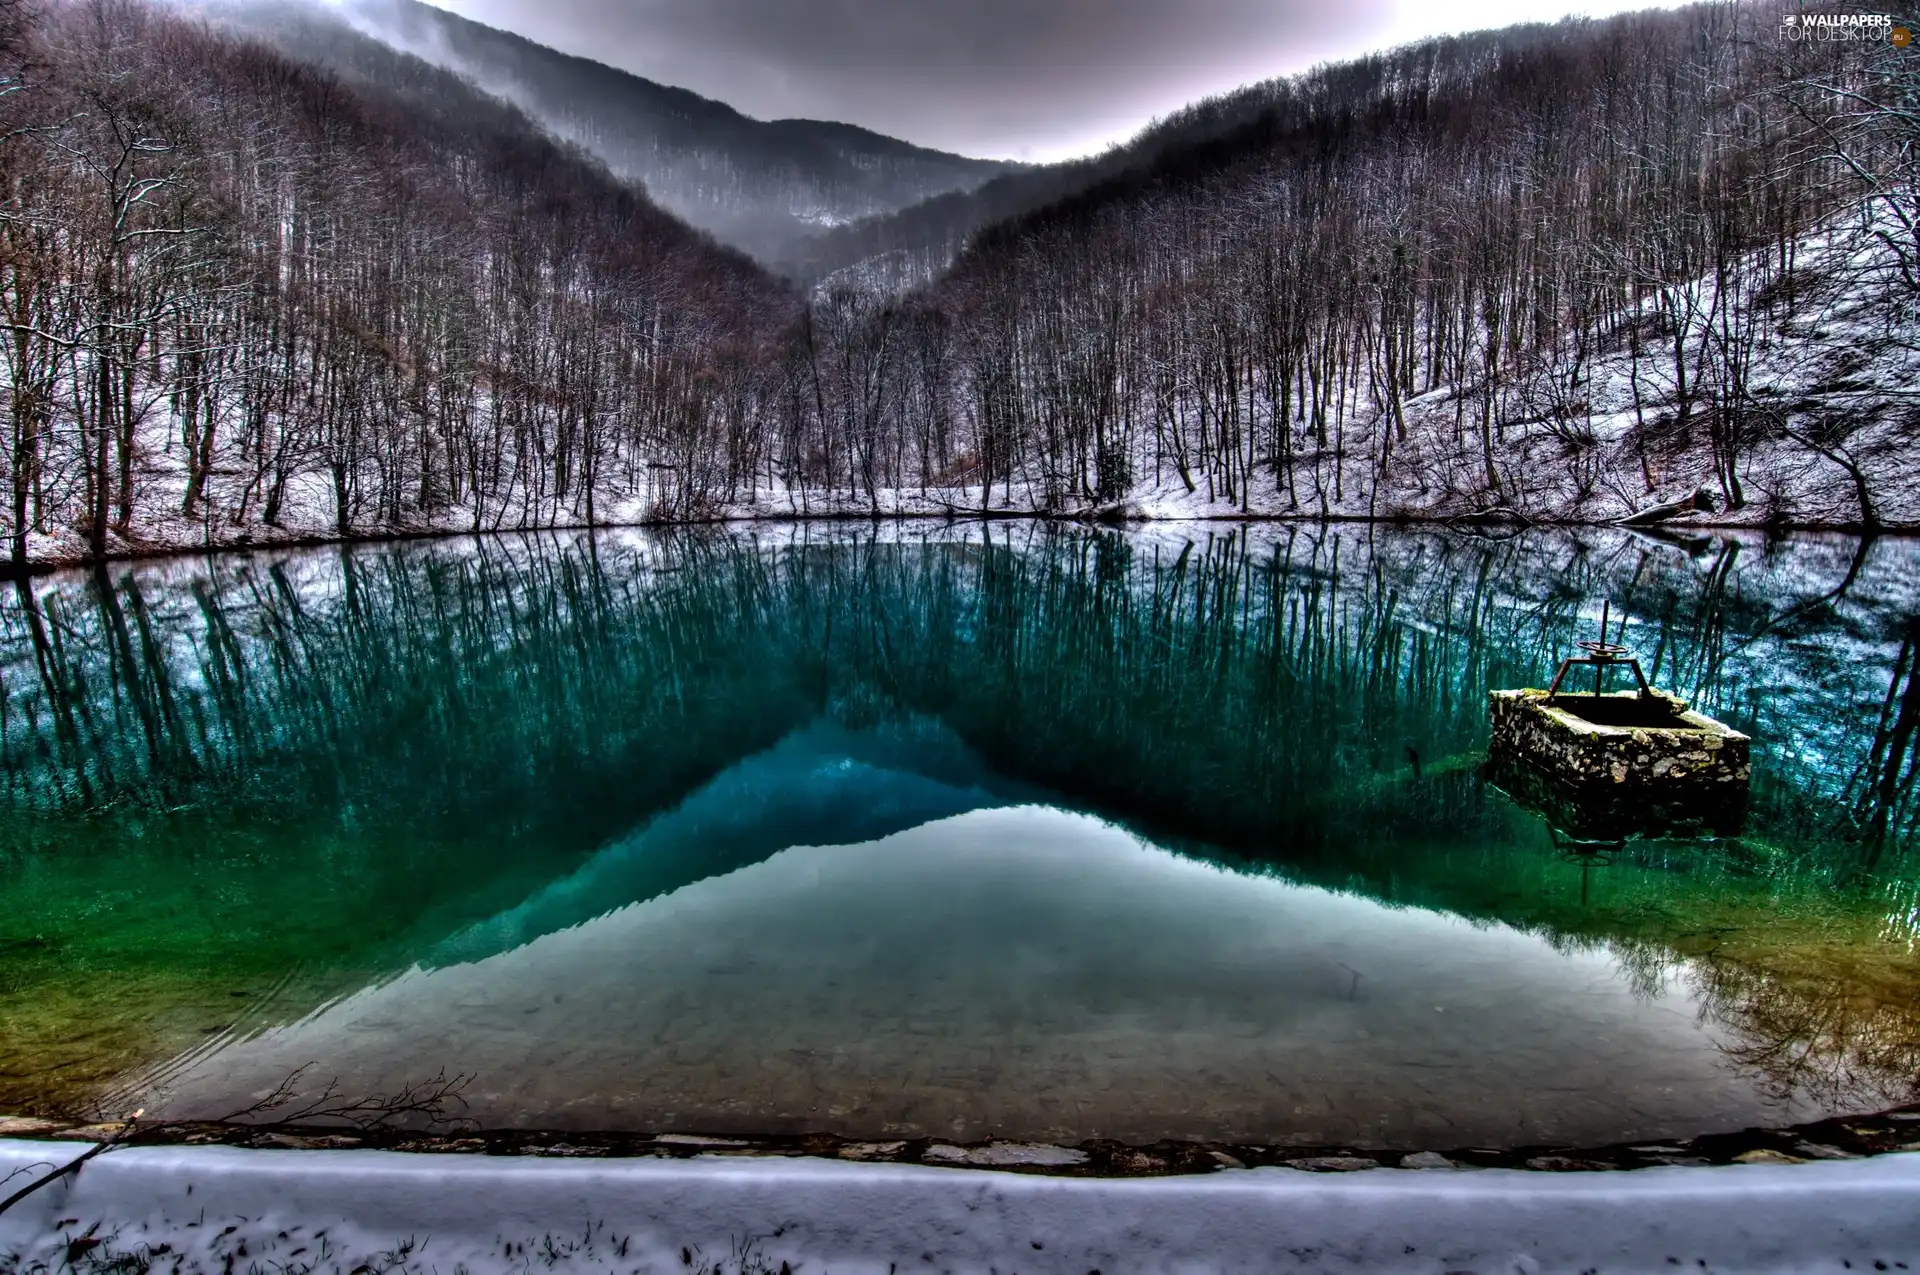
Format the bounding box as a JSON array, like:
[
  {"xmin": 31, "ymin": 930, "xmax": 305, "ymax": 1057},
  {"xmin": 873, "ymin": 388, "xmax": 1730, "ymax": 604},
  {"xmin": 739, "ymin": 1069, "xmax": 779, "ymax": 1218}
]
[
  {"xmin": 150, "ymin": 804, "xmax": 1819, "ymax": 1147},
  {"xmin": 1, "ymin": 524, "xmax": 1917, "ymax": 1148}
]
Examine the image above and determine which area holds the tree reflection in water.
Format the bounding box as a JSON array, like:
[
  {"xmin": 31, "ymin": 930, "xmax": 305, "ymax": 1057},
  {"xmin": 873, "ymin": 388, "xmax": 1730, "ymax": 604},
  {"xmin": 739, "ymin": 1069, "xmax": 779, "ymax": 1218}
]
[{"xmin": 0, "ymin": 524, "xmax": 1914, "ymax": 1127}]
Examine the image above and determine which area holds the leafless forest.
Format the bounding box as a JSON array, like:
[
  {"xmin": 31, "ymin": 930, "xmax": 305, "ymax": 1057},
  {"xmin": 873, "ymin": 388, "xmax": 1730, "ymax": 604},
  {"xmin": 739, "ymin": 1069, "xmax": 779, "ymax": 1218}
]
[{"xmin": 2, "ymin": 0, "xmax": 1917, "ymax": 569}]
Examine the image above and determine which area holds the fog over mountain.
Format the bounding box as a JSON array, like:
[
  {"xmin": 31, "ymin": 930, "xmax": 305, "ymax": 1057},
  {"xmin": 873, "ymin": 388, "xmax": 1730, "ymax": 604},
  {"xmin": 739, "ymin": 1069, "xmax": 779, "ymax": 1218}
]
[
  {"xmin": 193, "ymin": 0, "xmax": 1686, "ymax": 284},
  {"xmin": 193, "ymin": 0, "xmax": 1021, "ymax": 268},
  {"xmin": 409, "ymin": 0, "xmax": 1683, "ymax": 162}
]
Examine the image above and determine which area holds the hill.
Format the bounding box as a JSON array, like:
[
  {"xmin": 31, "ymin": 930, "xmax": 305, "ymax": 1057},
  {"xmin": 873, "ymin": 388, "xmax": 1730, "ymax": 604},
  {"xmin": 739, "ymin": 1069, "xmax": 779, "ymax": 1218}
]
[
  {"xmin": 792, "ymin": 73, "xmax": 1311, "ymax": 288},
  {"xmin": 192, "ymin": 0, "xmax": 1020, "ymax": 268},
  {"xmin": 4, "ymin": 0, "xmax": 1917, "ymax": 576},
  {"xmin": 825, "ymin": 0, "xmax": 1920, "ymax": 530},
  {"xmin": 0, "ymin": 0, "xmax": 796, "ymax": 567}
]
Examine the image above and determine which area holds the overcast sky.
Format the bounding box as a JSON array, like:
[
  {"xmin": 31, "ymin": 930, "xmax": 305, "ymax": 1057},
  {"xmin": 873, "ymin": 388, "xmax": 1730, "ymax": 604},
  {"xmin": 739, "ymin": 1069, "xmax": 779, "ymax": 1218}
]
[{"xmin": 418, "ymin": 0, "xmax": 1673, "ymax": 162}]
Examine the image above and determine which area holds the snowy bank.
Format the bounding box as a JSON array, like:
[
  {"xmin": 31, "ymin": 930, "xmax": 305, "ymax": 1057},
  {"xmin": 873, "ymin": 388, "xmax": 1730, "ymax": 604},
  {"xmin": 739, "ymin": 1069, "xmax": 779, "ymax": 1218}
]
[{"xmin": 3, "ymin": 1140, "xmax": 1919, "ymax": 1273}]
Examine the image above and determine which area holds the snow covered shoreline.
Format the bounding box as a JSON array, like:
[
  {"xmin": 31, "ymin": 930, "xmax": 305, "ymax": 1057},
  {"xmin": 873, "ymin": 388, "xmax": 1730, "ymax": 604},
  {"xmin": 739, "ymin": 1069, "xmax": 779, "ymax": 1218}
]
[
  {"xmin": 3, "ymin": 1140, "xmax": 1918, "ymax": 1273},
  {"xmin": 8, "ymin": 505, "xmax": 1915, "ymax": 581}
]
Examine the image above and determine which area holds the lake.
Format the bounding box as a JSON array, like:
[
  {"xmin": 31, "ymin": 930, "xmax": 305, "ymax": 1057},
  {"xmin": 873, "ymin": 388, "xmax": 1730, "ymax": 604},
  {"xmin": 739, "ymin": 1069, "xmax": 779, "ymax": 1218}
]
[{"xmin": 1, "ymin": 522, "xmax": 1916, "ymax": 1151}]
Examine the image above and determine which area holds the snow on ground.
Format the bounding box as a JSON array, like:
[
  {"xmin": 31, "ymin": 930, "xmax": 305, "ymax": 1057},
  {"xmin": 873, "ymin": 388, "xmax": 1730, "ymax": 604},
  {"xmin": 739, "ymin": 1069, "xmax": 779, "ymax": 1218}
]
[
  {"xmin": 23, "ymin": 199, "xmax": 1920, "ymax": 576},
  {"xmin": 778, "ymin": 199, "xmax": 1920, "ymax": 532},
  {"xmin": 2, "ymin": 1141, "xmax": 1919, "ymax": 1274}
]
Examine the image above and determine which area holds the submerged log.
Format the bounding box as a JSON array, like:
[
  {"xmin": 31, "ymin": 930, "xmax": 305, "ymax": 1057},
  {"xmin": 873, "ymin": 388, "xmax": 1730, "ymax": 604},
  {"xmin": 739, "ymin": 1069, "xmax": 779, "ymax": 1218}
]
[{"xmin": 1615, "ymin": 486, "xmax": 1717, "ymax": 527}]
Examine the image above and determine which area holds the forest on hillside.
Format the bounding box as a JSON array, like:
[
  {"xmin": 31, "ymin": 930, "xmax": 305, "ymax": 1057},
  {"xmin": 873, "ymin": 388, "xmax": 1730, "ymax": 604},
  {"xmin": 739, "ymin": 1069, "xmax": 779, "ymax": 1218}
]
[
  {"xmin": 0, "ymin": 0, "xmax": 794, "ymax": 571},
  {"xmin": 904, "ymin": 2, "xmax": 1920, "ymax": 529},
  {"xmin": 201, "ymin": 0, "xmax": 1019, "ymax": 267},
  {"xmin": 2, "ymin": 0, "xmax": 1918, "ymax": 570}
]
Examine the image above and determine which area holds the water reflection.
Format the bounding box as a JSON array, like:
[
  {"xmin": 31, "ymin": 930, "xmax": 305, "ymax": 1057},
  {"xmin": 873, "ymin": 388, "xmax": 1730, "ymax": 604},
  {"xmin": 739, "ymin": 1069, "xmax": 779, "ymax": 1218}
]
[
  {"xmin": 152, "ymin": 804, "xmax": 1806, "ymax": 1148},
  {"xmin": 0, "ymin": 524, "xmax": 1915, "ymax": 1142},
  {"xmin": 432, "ymin": 718, "xmax": 1026, "ymax": 965}
]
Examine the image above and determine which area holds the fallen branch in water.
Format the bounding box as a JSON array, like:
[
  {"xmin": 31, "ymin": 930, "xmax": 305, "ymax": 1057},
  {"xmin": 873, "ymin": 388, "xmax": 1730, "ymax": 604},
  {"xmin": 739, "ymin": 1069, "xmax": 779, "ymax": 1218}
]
[
  {"xmin": 219, "ymin": 1064, "xmax": 475, "ymax": 1132},
  {"xmin": 1615, "ymin": 485, "xmax": 1715, "ymax": 526}
]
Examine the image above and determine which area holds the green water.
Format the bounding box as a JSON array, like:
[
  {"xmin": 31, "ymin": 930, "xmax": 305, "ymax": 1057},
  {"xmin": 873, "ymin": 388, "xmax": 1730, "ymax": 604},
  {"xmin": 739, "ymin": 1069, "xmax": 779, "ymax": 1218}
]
[{"xmin": 0, "ymin": 523, "xmax": 1916, "ymax": 1148}]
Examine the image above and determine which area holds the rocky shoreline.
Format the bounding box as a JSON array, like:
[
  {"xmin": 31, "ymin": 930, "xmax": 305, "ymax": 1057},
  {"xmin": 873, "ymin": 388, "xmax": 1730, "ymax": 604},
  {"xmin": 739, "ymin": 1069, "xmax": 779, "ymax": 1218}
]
[{"xmin": 6, "ymin": 1103, "xmax": 1919, "ymax": 1177}]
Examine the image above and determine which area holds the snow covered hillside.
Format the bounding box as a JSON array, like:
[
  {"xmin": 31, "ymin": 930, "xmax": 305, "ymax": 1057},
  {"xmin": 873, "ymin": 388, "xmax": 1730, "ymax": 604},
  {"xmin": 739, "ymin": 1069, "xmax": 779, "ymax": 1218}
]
[
  {"xmin": 6, "ymin": 0, "xmax": 1918, "ymax": 571},
  {"xmin": 14, "ymin": 195, "xmax": 1920, "ymax": 575}
]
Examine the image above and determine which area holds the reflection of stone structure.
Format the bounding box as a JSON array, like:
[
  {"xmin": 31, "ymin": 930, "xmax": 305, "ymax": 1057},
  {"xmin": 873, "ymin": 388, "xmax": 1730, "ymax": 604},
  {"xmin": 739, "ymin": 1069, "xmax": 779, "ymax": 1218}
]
[{"xmin": 1488, "ymin": 689, "xmax": 1750, "ymax": 838}]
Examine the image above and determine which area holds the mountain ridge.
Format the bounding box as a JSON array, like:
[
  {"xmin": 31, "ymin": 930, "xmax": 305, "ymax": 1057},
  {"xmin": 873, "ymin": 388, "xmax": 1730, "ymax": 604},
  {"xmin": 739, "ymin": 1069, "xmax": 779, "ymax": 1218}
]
[{"xmin": 194, "ymin": 0, "xmax": 1022, "ymax": 268}]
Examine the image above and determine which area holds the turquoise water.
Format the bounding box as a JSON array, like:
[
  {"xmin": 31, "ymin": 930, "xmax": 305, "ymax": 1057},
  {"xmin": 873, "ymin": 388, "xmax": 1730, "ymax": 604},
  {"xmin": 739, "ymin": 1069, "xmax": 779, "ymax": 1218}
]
[{"xmin": 1, "ymin": 524, "xmax": 1916, "ymax": 1148}]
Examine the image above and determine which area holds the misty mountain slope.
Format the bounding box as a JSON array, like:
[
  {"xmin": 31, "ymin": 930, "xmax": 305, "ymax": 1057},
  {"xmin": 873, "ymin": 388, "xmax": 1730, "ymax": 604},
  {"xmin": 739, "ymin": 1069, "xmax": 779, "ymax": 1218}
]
[
  {"xmin": 192, "ymin": 0, "xmax": 1018, "ymax": 267},
  {"xmin": 795, "ymin": 14, "xmax": 1650, "ymax": 290}
]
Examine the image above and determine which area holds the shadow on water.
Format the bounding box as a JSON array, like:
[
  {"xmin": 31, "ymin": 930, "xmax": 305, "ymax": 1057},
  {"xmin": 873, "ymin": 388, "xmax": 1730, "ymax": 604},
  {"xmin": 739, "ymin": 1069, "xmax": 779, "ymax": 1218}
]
[{"xmin": 0, "ymin": 523, "xmax": 1916, "ymax": 1136}]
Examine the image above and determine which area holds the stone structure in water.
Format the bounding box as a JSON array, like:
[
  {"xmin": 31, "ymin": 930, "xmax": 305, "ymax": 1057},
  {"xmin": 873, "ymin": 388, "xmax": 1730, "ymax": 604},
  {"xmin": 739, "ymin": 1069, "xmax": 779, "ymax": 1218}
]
[
  {"xmin": 1488, "ymin": 689, "xmax": 1751, "ymax": 835},
  {"xmin": 1489, "ymin": 688, "xmax": 1751, "ymax": 791},
  {"xmin": 1486, "ymin": 607, "xmax": 1751, "ymax": 839}
]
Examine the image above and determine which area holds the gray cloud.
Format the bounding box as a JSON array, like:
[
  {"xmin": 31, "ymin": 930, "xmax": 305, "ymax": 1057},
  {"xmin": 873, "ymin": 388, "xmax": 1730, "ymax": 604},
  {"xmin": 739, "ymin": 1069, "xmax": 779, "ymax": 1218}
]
[
  {"xmin": 421, "ymin": 0, "xmax": 1675, "ymax": 160},
  {"xmin": 424, "ymin": 0, "xmax": 1400, "ymax": 160}
]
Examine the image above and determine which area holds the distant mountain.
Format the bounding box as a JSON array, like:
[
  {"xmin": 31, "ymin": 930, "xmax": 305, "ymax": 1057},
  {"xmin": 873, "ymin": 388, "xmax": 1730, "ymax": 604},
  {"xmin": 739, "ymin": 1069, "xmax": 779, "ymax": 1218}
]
[
  {"xmin": 793, "ymin": 72, "xmax": 1309, "ymax": 290},
  {"xmin": 191, "ymin": 0, "xmax": 1020, "ymax": 270}
]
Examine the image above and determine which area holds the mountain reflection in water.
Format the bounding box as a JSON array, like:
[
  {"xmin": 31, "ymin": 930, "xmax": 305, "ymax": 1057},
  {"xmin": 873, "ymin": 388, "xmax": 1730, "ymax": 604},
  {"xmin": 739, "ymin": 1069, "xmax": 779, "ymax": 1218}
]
[
  {"xmin": 152, "ymin": 803, "xmax": 1794, "ymax": 1147},
  {"xmin": 0, "ymin": 523, "xmax": 1915, "ymax": 1145}
]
